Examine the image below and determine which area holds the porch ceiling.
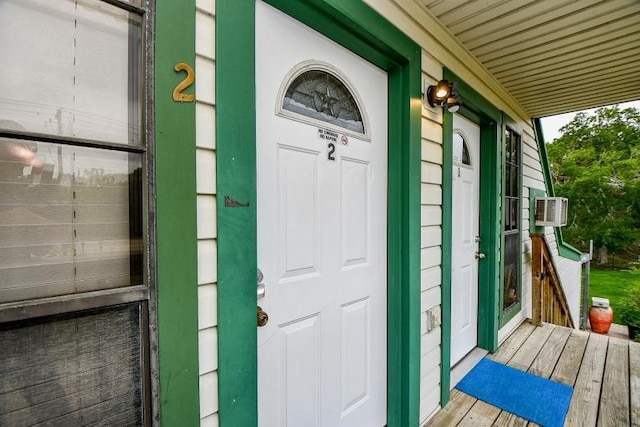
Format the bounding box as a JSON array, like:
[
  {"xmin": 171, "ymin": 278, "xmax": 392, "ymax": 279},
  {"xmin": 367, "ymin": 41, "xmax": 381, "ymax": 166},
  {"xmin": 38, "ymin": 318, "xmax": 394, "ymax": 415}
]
[{"xmin": 414, "ymin": 0, "xmax": 640, "ymax": 117}]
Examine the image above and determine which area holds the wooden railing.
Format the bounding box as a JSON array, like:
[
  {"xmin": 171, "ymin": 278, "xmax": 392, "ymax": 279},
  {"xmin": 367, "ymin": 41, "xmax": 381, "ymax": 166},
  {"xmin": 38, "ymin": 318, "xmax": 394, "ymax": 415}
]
[{"xmin": 531, "ymin": 234, "xmax": 575, "ymax": 328}]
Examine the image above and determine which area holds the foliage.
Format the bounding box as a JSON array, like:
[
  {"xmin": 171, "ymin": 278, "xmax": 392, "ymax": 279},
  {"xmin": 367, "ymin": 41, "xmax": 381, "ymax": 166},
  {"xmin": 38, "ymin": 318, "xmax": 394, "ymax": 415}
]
[
  {"xmin": 588, "ymin": 267, "xmax": 640, "ymax": 323},
  {"xmin": 617, "ymin": 282, "xmax": 640, "ymax": 328},
  {"xmin": 617, "ymin": 262, "xmax": 640, "ymax": 333},
  {"xmin": 547, "ymin": 106, "xmax": 640, "ymax": 261}
]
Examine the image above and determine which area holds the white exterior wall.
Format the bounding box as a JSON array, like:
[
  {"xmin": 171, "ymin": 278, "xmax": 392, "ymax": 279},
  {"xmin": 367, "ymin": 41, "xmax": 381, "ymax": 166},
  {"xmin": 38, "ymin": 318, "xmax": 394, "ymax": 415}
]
[
  {"xmin": 419, "ymin": 51, "xmax": 446, "ymax": 421},
  {"xmin": 195, "ymin": 0, "xmax": 219, "ymax": 426},
  {"xmin": 192, "ymin": 0, "xmax": 582, "ymax": 425}
]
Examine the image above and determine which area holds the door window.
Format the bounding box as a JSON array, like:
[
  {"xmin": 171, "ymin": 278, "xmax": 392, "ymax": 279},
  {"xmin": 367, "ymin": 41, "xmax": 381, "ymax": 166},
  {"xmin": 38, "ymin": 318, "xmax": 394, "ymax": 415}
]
[
  {"xmin": 453, "ymin": 132, "xmax": 472, "ymax": 166},
  {"xmin": 277, "ymin": 62, "xmax": 369, "ymax": 138},
  {"xmin": 503, "ymin": 127, "xmax": 521, "ymax": 315}
]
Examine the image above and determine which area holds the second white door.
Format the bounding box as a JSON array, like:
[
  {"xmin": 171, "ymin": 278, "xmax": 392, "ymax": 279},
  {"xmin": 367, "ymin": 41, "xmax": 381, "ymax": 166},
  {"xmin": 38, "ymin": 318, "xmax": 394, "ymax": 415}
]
[{"xmin": 451, "ymin": 114, "xmax": 481, "ymax": 366}]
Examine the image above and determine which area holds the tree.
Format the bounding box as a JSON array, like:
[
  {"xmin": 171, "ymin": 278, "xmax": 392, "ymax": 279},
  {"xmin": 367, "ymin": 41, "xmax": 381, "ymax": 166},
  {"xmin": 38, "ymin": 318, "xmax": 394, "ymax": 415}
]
[{"xmin": 547, "ymin": 106, "xmax": 640, "ymax": 266}]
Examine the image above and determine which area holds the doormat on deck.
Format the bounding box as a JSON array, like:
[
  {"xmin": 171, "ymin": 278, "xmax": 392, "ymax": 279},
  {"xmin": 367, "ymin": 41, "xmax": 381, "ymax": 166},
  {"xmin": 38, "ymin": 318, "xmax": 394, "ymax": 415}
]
[{"xmin": 455, "ymin": 358, "xmax": 573, "ymax": 427}]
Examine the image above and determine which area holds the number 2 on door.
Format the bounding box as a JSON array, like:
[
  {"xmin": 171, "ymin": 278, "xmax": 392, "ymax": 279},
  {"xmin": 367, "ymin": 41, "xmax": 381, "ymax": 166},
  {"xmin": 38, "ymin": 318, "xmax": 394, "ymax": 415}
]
[{"xmin": 327, "ymin": 142, "xmax": 336, "ymax": 161}]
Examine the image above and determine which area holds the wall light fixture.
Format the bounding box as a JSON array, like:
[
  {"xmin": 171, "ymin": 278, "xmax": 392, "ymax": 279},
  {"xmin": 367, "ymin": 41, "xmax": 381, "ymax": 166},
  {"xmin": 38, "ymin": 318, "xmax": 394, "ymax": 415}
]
[{"xmin": 425, "ymin": 79, "xmax": 462, "ymax": 113}]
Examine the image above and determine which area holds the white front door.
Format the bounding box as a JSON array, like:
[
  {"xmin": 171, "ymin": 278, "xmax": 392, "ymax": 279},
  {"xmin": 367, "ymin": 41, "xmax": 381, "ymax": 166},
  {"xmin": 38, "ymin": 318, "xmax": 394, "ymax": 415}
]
[
  {"xmin": 256, "ymin": 2, "xmax": 388, "ymax": 426},
  {"xmin": 450, "ymin": 114, "xmax": 481, "ymax": 366}
]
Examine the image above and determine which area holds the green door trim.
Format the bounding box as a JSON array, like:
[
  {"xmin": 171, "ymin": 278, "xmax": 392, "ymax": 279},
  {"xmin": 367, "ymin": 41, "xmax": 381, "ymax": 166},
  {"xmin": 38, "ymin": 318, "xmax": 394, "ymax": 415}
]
[
  {"xmin": 440, "ymin": 69, "xmax": 502, "ymax": 406},
  {"xmin": 216, "ymin": 1, "xmax": 422, "ymax": 426},
  {"xmin": 155, "ymin": 0, "xmax": 200, "ymax": 424}
]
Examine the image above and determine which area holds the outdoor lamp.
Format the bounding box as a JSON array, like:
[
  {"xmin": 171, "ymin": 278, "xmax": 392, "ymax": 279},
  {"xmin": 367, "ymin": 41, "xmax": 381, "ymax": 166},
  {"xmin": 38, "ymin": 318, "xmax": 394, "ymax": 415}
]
[{"xmin": 425, "ymin": 79, "xmax": 462, "ymax": 113}]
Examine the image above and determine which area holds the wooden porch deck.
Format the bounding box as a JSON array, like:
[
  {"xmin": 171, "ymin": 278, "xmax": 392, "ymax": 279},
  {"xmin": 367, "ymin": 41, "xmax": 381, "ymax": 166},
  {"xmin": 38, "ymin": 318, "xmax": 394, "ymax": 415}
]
[{"xmin": 424, "ymin": 322, "xmax": 640, "ymax": 426}]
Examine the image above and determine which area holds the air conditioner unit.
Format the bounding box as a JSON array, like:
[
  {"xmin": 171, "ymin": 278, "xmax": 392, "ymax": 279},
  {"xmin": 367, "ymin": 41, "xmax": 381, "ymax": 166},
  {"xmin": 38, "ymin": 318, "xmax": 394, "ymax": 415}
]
[{"xmin": 534, "ymin": 197, "xmax": 568, "ymax": 227}]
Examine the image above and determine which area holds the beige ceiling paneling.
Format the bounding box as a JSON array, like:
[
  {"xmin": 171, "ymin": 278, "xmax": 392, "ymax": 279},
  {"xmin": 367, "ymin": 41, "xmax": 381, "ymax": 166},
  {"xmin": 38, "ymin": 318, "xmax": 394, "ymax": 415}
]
[
  {"xmin": 413, "ymin": 0, "xmax": 640, "ymax": 117},
  {"xmin": 454, "ymin": 0, "xmax": 598, "ymax": 42},
  {"xmin": 508, "ymin": 61, "xmax": 640, "ymax": 96},
  {"xmin": 423, "ymin": 0, "xmax": 469, "ymax": 17},
  {"xmin": 494, "ymin": 34, "xmax": 640, "ymax": 79},
  {"xmin": 495, "ymin": 48, "xmax": 640, "ymax": 88}
]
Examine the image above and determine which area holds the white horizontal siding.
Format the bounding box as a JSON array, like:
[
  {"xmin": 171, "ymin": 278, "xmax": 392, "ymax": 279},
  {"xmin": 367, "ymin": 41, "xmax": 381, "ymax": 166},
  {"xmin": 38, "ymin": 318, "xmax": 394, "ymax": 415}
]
[
  {"xmin": 421, "ymin": 246, "xmax": 442, "ymax": 270},
  {"xmin": 422, "ymin": 226, "xmax": 441, "ymax": 249},
  {"xmin": 197, "ymin": 196, "xmax": 216, "ymax": 239},
  {"xmin": 421, "ymin": 183, "xmax": 442, "ymax": 205},
  {"xmin": 522, "ymin": 143, "xmax": 542, "ymax": 168},
  {"xmin": 196, "ymin": 103, "xmax": 216, "ymax": 150},
  {"xmin": 422, "ymin": 162, "xmax": 442, "ymax": 185},
  {"xmin": 200, "ymin": 413, "xmax": 219, "ymax": 427},
  {"xmin": 422, "ymin": 286, "xmax": 441, "ymax": 312},
  {"xmin": 420, "ymin": 369, "xmax": 441, "ymax": 424},
  {"xmin": 421, "ymin": 205, "xmax": 441, "ymax": 227},
  {"xmin": 197, "ymin": 240, "xmax": 217, "ymax": 284},
  {"xmin": 417, "ymin": 52, "xmax": 445, "ymax": 424},
  {"xmin": 522, "ymin": 139, "xmax": 539, "ymax": 161},
  {"xmin": 196, "ymin": 149, "xmax": 217, "ymax": 194},
  {"xmin": 421, "ymin": 266, "xmax": 442, "ymax": 292},
  {"xmin": 422, "ymin": 140, "xmax": 443, "ymax": 164},
  {"xmin": 556, "ymin": 256, "xmax": 582, "ymax": 326},
  {"xmin": 195, "ymin": 3, "xmax": 218, "ymax": 426},
  {"xmin": 195, "ymin": 56, "xmax": 216, "ymax": 105},
  {"xmin": 200, "ymin": 371, "xmax": 219, "ymax": 418},
  {"xmin": 199, "ymin": 327, "xmax": 218, "ymax": 374},
  {"xmin": 419, "ymin": 344, "xmax": 442, "ymax": 424},
  {"xmin": 522, "ymin": 164, "xmax": 544, "ymax": 184},
  {"xmin": 198, "ymin": 284, "xmax": 217, "ymax": 329}
]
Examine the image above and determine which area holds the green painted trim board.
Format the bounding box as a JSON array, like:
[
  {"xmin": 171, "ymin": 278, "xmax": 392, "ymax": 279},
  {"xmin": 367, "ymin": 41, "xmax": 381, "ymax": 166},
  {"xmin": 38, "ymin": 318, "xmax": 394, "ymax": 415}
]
[
  {"xmin": 154, "ymin": 0, "xmax": 200, "ymax": 424},
  {"xmin": 216, "ymin": 1, "xmax": 258, "ymax": 426},
  {"xmin": 477, "ymin": 119, "xmax": 501, "ymax": 352},
  {"xmin": 440, "ymin": 111, "xmax": 453, "ymax": 406}
]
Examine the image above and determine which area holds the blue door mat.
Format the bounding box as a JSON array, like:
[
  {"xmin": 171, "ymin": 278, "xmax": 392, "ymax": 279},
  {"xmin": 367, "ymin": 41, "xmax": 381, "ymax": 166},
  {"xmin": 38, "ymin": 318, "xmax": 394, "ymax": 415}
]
[{"xmin": 455, "ymin": 358, "xmax": 573, "ymax": 427}]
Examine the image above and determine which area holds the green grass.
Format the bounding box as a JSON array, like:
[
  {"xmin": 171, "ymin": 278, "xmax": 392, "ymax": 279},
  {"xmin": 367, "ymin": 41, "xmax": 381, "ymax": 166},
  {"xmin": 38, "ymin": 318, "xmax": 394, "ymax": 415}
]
[{"xmin": 588, "ymin": 267, "xmax": 640, "ymax": 322}]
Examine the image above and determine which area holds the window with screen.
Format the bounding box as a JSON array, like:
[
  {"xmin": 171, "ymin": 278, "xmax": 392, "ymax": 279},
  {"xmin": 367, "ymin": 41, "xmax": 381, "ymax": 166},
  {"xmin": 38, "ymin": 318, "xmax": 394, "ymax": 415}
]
[{"xmin": 0, "ymin": 0, "xmax": 150, "ymax": 424}]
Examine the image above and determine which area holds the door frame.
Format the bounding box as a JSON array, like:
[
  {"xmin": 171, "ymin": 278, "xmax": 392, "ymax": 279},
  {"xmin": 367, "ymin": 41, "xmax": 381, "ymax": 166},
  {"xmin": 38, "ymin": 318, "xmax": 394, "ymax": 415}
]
[
  {"xmin": 216, "ymin": 1, "xmax": 422, "ymax": 426},
  {"xmin": 440, "ymin": 69, "xmax": 502, "ymax": 406}
]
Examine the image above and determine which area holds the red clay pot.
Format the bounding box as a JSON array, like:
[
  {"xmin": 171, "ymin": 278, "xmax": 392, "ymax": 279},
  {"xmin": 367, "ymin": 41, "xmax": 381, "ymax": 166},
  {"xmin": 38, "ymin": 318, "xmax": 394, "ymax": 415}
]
[{"xmin": 589, "ymin": 306, "xmax": 613, "ymax": 334}]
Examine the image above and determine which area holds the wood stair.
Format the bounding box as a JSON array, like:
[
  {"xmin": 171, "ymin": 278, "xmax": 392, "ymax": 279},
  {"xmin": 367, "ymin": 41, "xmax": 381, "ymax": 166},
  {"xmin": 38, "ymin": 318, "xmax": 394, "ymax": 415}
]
[{"xmin": 531, "ymin": 234, "xmax": 574, "ymax": 328}]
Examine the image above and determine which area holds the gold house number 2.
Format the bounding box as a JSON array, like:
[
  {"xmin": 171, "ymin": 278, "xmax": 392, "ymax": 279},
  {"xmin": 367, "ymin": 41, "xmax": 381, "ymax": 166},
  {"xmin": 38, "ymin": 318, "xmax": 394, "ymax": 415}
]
[{"xmin": 173, "ymin": 62, "xmax": 195, "ymax": 102}]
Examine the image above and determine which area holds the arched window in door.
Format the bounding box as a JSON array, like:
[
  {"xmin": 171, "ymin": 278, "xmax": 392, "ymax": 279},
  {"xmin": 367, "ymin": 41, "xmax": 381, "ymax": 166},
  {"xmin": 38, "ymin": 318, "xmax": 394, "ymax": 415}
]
[
  {"xmin": 453, "ymin": 131, "xmax": 472, "ymax": 166},
  {"xmin": 277, "ymin": 61, "xmax": 369, "ymax": 138}
]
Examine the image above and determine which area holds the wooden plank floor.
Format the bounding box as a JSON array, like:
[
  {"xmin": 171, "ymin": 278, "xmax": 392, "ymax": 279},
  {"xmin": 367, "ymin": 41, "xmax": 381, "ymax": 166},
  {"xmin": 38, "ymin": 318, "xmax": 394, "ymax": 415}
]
[{"xmin": 424, "ymin": 322, "xmax": 640, "ymax": 427}]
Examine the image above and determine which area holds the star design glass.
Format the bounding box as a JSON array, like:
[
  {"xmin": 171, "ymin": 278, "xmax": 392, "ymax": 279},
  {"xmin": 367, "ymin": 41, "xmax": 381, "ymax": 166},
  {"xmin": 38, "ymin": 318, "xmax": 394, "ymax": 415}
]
[{"xmin": 282, "ymin": 70, "xmax": 365, "ymax": 134}]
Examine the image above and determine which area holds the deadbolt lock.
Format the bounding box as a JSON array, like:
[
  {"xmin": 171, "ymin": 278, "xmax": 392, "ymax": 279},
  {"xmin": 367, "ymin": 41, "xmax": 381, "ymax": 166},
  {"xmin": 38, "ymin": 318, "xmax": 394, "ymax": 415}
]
[{"xmin": 257, "ymin": 306, "xmax": 269, "ymax": 327}]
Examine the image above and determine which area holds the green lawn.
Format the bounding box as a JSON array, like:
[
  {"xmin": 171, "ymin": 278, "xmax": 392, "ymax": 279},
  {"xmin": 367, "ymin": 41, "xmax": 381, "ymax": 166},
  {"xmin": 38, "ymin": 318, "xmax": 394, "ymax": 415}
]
[{"xmin": 588, "ymin": 267, "xmax": 640, "ymax": 323}]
